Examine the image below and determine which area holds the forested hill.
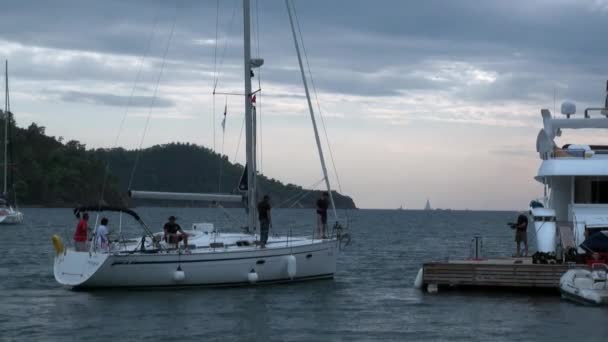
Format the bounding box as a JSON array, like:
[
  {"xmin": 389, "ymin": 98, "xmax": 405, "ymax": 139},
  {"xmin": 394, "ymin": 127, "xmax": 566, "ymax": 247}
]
[
  {"xmin": 5, "ymin": 117, "xmax": 356, "ymax": 208},
  {"xmin": 5, "ymin": 121, "xmax": 123, "ymax": 206},
  {"xmin": 94, "ymin": 143, "xmax": 357, "ymax": 209}
]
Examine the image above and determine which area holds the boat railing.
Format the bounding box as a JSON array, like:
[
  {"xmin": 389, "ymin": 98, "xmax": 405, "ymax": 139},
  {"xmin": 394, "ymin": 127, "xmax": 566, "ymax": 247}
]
[
  {"xmin": 591, "ymin": 263, "xmax": 608, "ymax": 272},
  {"xmin": 468, "ymin": 235, "xmax": 484, "ymax": 260},
  {"xmin": 549, "ymin": 148, "xmax": 608, "ymax": 159}
]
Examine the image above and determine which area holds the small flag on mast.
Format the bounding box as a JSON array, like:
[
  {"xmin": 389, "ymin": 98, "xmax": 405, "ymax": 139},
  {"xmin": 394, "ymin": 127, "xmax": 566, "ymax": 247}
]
[
  {"xmin": 251, "ymin": 95, "xmax": 256, "ymax": 106},
  {"xmin": 221, "ymin": 102, "xmax": 227, "ymax": 132}
]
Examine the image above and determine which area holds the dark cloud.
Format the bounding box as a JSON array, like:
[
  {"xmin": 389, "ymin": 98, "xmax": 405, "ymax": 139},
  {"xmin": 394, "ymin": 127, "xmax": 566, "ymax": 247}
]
[
  {"xmin": 58, "ymin": 90, "xmax": 174, "ymax": 108},
  {"xmin": 0, "ymin": 0, "xmax": 606, "ymax": 109}
]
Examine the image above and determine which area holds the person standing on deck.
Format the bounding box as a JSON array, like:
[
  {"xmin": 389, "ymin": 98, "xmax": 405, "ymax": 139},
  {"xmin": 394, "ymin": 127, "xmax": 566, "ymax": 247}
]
[
  {"xmin": 73, "ymin": 212, "xmax": 89, "ymax": 251},
  {"xmin": 257, "ymin": 195, "xmax": 272, "ymax": 248},
  {"xmin": 316, "ymin": 192, "xmax": 329, "ymax": 239},
  {"xmin": 515, "ymin": 213, "xmax": 529, "ymax": 257},
  {"xmin": 94, "ymin": 217, "xmax": 110, "ymax": 252}
]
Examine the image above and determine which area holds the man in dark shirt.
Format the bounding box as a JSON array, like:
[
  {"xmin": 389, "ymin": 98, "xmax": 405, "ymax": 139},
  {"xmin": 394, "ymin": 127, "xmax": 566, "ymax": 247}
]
[
  {"xmin": 257, "ymin": 195, "xmax": 272, "ymax": 248},
  {"xmin": 163, "ymin": 216, "xmax": 189, "ymax": 249},
  {"xmin": 316, "ymin": 192, "xmax": 329, "ymax": 239},
  {"xmin": 515, "ymin": 213, "xmax": 528, "ymax": 257}
]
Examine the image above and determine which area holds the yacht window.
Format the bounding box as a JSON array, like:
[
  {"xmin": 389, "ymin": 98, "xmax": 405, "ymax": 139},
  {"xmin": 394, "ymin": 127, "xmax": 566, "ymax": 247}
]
[
  {"xmin": 591, "ymin": 181, "xmax": 608, "ymax": 203},
  {"xmin": 575, "ymin": 177, "xmax": 608, "ymax": 204}
]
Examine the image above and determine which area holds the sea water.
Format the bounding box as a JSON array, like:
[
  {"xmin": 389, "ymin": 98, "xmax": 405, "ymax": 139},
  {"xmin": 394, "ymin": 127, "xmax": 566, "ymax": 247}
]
[{"xmin": 1, "ymin": 208, "xmax": 607, "ymax": 341}]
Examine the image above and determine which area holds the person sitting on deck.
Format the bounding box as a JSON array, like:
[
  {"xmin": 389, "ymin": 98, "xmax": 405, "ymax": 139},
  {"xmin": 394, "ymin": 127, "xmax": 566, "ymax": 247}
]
[
  {"xmin": 73, "ymin": 212, "xmax": 89, "ymax": 251},
  {"xmin": 163, "ymin": 216, "xmax": 189, "ymax": 250},
  {"xmin": 514, "ymin": 212, "xmax": 528, "ymax": 257}
]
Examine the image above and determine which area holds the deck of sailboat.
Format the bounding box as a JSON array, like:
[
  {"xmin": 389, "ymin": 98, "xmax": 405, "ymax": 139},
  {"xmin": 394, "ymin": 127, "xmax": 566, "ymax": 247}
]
[{"xmin": 108, "ymin": 231, "xmax": 335, "ymax": 256}]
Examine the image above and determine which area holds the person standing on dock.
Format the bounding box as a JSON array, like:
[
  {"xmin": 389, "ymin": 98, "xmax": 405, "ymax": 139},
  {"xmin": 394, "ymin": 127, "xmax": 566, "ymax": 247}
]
[
  {"xmin": 515, "ymin": 213, "xmax": 529, "ymax": 257},
  {"xmin": 257, "ymin": 195, "xmax": 272, "ymax": 248}
]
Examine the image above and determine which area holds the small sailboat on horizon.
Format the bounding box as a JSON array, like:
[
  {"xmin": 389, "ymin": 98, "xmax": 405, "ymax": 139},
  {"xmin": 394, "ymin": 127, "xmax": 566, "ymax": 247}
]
[{"xmin": 424, "ymin": 199, "xmax": 432, "ymax": 211}]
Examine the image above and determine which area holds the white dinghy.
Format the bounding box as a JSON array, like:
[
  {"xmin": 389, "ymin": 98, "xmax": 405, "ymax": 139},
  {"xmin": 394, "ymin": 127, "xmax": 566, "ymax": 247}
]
[
  {"xmin": 52, "ymin": 0, "xmax": 349, "ymax": 289},
  {"xmin": 560, "ymin": 264, "xmax": 608, "ymax": 305}
]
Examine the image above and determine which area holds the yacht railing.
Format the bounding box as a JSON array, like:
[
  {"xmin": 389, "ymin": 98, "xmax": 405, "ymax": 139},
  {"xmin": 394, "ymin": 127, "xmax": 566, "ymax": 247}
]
[{"xmin": 550, "ymin": 148, "xmax": 608, "ymax": 159}]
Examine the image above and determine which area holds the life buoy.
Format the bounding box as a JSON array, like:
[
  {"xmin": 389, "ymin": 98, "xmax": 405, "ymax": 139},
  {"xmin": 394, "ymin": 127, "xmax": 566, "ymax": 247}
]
[{"xmin": 51, "ymin": 235, "xmax": 64, "ymax": 255}]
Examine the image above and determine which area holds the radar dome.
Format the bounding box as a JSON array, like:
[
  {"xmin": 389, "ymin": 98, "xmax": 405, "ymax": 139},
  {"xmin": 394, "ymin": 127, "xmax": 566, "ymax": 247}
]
[{"xmin": 561, "ymin": 101, "xmax": 576, "ymax": 116}]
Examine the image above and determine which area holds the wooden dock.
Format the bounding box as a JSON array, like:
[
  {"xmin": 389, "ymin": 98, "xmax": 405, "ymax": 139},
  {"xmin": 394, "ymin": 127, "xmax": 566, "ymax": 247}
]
[{"xmin": 422, "ymin": 258, "xmax": 571, "ymax": 292}]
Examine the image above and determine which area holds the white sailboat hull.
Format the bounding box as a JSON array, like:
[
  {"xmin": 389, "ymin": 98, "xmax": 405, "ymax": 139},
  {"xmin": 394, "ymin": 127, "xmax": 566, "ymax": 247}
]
[{"xmin": 54, "ymin": 237, "xmax": 337, "ymax": 288}]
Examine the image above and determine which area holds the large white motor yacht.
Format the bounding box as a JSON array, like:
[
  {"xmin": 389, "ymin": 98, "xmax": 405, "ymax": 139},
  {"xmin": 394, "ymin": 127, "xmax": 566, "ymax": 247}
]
[{"xmin": 531, "ymin": 83, "xmax": 608, "ymax": 257}]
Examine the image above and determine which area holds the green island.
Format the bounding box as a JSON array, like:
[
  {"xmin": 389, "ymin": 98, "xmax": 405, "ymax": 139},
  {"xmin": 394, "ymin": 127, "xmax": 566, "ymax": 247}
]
[{"xmin": 3, "ymin": 118, "xmax": 356, "ymax": 209}]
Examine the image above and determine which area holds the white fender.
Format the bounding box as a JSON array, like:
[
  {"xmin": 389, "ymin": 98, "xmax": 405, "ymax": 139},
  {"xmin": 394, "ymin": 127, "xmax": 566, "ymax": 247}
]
[
  {"xmin": 286, "ymin": 255, "xmax": 297, "ymax": 279},
  {"xmin": 248, "ymin": 270, "xmax": 259, "ymax": 284},
  {"xmin": 173, "ymin": 266, "xmax": 186, "ymax": 282},
  {"xmin": 414, "ymin": 268, "xmax": 423, "ymax": 289}
]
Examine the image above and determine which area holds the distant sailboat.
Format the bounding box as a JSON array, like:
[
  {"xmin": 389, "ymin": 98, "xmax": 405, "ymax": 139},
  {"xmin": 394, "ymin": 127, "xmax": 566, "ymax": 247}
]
[
  {"xmin": 424, "ymin": 199, "xmax": 432, "ymax": 211},
  {"xmin": 0, "ymin": 60, "xmax": 23, "ymax": 224}
]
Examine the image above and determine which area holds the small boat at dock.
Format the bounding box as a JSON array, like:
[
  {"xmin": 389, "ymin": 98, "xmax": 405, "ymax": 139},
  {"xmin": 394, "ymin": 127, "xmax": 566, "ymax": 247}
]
[{"xmin": 560, "ymin": 264, "xmax": 608, "ymax": 305}]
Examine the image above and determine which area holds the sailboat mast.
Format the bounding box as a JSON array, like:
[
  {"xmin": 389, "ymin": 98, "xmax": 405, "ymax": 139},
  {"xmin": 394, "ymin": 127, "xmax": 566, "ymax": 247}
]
[
  {"xmin": 3, "ymin": 60, "xmax": 8, "ymax": 196},
  {"xmin": 243, "ymin": 0, "xmax": 257, "ymax": 230},
  {"xmin": 285, "ymin": 0, "xmax": 337, "ymax": 219}
]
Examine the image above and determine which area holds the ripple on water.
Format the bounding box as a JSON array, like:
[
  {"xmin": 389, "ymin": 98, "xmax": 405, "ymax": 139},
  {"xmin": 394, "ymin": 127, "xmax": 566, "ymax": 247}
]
[{"xmin": 1, "ymin": 208, "xmax": 608, "ymax": 341}]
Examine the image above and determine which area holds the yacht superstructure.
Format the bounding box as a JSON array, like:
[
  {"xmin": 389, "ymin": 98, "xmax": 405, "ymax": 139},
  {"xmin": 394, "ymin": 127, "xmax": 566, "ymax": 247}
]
[{"xmin": 532, "ymin": 83, "xmax": 608, "ymax": 255}]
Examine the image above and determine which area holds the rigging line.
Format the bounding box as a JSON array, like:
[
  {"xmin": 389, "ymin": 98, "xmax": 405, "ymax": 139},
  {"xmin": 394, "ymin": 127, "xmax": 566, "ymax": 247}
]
[
  {"xmin": 286, "ymin": 188, "xmax": 320, "ymax": 209},
  {"xmin": 5, "ymin": 66, "xmax": 9, "ymax": 112},
  {"xmin": 213, "ymin": 86, "xmax": 216, "ymax": 152},
  {"xmin": 233, "ymin": 113, "xmax": 245, "ymax": 162},
  {"xmin": 98, "ymin": 3, "xmax": 162, "ymax": 203},
  {"xmin": 292, "ymin": 1, "xmax": 343, "ymax": 193},
  {"xmin": 213, "ymin": 0, "xmax": 239, "ymax": 91},
  {"xmin": 128, "ymin": 5, "xmax": 178, "ymax": 190},
  {"xmin": 276, "ymin": 178, "xmax": 325, "ymax": 208},
  {"xmin": 213, "ymin": 92, "xmax": 247, "ymax": 96},
  {"xmin": 212, "ymin": 0, "xmax": 220, "ymax": 153},
  {"xmin": 213, "ymin": 0, "xmax": 220, "ymax": 88},
  {"xmin": 218, "ymin": 96, "xmax": 227, "ymax": 192},
  {"xmin": 254, "ymin": 0, "xmax": 263, "ymax": 174}
]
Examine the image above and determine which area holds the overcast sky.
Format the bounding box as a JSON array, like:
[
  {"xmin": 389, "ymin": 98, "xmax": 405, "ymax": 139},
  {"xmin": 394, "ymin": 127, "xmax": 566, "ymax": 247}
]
[{"xmin": 2, "ymin": 0, "xmax": 608, "ymax": 209}]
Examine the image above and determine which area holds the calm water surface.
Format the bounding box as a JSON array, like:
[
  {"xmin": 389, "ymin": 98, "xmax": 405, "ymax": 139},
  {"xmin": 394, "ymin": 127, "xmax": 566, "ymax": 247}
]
[{"xmin": 1, "ymin": 208, "xmax": 607, "ymax": 341}]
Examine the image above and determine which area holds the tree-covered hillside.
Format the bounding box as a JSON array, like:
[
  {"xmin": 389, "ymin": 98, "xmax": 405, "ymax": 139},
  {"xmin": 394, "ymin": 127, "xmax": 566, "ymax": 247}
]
[
  {"xmin": 94, "ymin": 142, "xmax": 356, "ymax": 208},
  {"xmin": 3, "ymin": 115, "xmax": 356, "ymax": 208},
  {"xmin": 2, "ymin": 117, "xmax": 123, "ymax": 206}
]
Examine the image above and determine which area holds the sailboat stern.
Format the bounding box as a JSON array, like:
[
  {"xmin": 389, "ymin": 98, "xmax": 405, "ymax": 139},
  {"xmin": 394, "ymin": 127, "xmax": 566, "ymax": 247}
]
[{"xmin": 54, "ymin": 249, "xmax": 109, "ymax": 287}]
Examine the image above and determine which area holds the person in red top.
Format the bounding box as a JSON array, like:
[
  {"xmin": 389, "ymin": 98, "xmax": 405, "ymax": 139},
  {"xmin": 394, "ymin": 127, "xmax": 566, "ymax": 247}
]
[{"xmin": 74, "ymin": 213, "xmax": 89, "ymax": 251}]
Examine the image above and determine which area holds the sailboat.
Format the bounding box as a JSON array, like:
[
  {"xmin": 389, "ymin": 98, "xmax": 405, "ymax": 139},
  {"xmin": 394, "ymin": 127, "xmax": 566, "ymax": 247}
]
[
  {"xmin": 52, "ymin": 0, "xmax": 347, "ymax": 288},
  {"xmin": 424, "ymin": 199, "xmax": 432, "ymax": 211},
  {"xmin": 0, "ymin": 60, "xmax": 23, "ymax": 224}
]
